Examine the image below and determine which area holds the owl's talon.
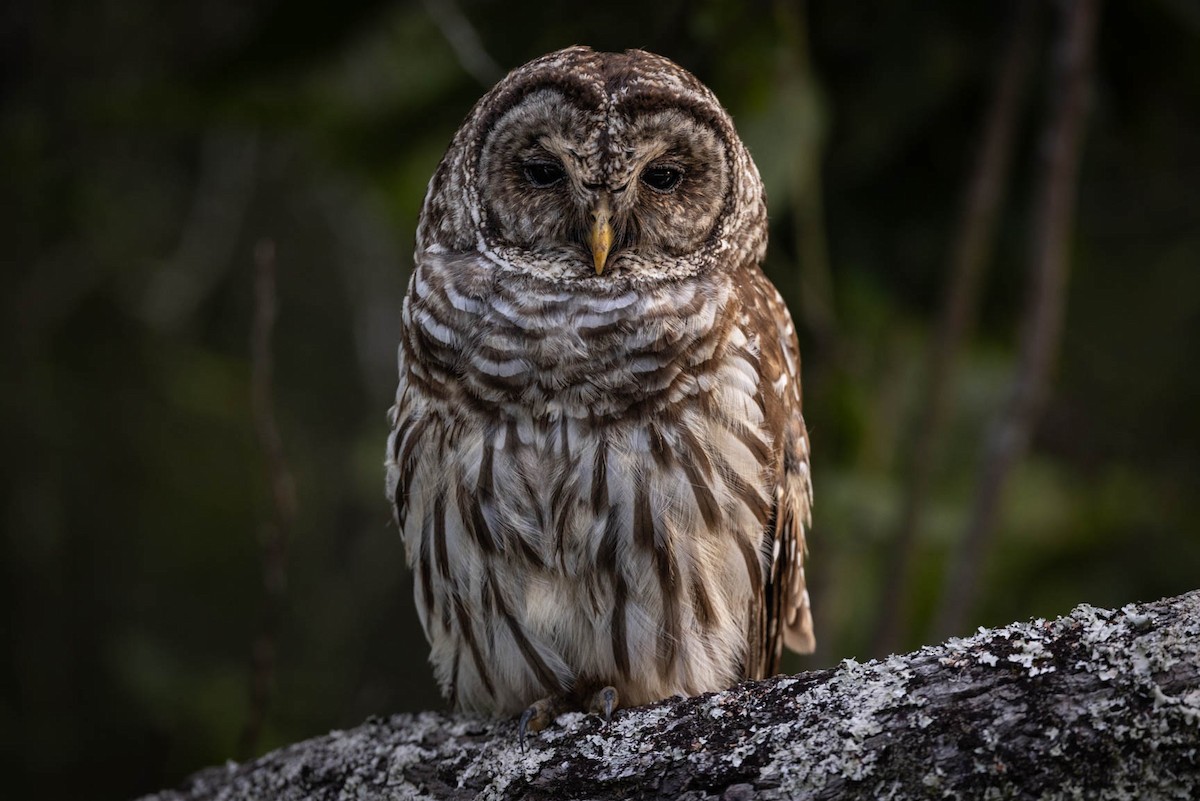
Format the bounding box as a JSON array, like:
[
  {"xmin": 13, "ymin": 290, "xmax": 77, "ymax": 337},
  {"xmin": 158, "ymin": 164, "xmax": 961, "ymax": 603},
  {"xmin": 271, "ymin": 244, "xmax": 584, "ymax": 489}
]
[
  {"xmin": 517, "ymin": 707, "xmax": 535, "ymax": 753},
  {"xmin": 588, "ymin": 685, "xmax": 620, "ymax": 729},
  {"xmin": 518, "ymin": 696, "xmax": 559, "ymax": 752}
]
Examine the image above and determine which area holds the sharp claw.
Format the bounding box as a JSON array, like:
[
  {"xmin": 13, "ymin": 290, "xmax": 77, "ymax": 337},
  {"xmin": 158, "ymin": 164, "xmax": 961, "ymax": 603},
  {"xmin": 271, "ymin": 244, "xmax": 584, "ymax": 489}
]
[
  {"xmin": 602, "ymin": 687, "xmax": 616, "ymax": 728},
  {"xmin": 586, "ymin": 685, "xmax": 619, "ymax": 730},
  {"xmin": 518, "ymin": 697, "xmax": 558, "ymax": 753},
  {"xmin": 518, "ymin": 706, "xmax": 535, "ymax": 753}
]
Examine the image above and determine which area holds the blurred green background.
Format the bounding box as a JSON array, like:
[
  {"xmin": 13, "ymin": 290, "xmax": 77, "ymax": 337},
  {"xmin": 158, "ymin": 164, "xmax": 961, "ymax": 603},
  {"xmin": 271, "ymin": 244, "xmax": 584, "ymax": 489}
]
[{"xmin": 3, "ymin": 0, "xmax": 1199, "ymax": 798}]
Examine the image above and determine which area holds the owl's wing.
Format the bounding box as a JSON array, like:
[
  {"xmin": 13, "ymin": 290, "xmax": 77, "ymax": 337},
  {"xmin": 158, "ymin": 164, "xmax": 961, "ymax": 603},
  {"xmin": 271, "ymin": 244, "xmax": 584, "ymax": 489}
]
[
  {"xmin": 746, "ymin": 269, "xmax": 816, "ymax": 676},
  {"xmin": 769, "ymin": 406, "xmax": 816, "ymax": 658}
]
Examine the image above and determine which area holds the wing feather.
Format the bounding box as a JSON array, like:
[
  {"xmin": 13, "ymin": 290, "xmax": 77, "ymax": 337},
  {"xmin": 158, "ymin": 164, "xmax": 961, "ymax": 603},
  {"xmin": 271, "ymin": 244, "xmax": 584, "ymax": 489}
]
[{"xmin": 745, "ymin": 269, "xmax": 815, "ymax": 676}]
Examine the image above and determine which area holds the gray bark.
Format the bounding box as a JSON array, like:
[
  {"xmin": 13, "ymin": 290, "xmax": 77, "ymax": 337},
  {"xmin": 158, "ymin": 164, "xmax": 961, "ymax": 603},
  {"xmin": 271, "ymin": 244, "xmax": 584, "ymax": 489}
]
[{"xmin": 141, "ymin": 591, "xmax": 1200, "ymax": 800}]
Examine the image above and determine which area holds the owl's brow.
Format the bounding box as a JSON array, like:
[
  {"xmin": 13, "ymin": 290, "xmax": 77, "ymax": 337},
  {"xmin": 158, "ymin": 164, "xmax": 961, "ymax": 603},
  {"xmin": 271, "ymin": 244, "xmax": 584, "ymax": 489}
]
[
  {"xmin": 532, "ymin": 137, "xmax": 585, "ymax": 163},
  {"xmin": 614, "ymin": 96, "xmax": 726, "ymax": 138},
  {"xmin": 477, "ymin": 79, "xmax": 602, "ymax": 138}
]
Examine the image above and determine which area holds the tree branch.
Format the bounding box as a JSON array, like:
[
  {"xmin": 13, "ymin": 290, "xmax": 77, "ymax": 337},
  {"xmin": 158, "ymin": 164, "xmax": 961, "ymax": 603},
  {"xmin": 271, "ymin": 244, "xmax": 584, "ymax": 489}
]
[
  {"xmin": 934, "ymin": 0, "xmax": 1100, "ymax": 640},
  {"xmin": 142, "ymin": 590, "xmax": 1200, "ymax": 800},
  {"xmin": 871, "ymin": 0, "xmax": 1038, "ymax": 658},
  {"xmin": 421, "ymin": 0, "xmax": 502, "ymax": 88},
  {"xmin": 238, "ymin": 238, "xmax": 297, "ymax": 760}
]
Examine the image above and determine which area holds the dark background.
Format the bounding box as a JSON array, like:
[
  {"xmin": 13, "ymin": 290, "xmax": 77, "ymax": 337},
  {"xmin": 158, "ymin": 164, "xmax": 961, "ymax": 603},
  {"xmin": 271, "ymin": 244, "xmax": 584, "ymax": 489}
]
[{"xmin": 4, "ymin": 1, "xmax": 1199, "ymax": 798}]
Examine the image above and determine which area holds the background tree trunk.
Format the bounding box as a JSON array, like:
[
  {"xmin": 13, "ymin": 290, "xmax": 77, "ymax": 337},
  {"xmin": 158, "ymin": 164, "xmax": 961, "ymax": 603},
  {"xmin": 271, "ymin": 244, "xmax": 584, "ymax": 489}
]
[{"xmin": 140, "ymin": 591, "xmax": 1200, "ymax": 800}]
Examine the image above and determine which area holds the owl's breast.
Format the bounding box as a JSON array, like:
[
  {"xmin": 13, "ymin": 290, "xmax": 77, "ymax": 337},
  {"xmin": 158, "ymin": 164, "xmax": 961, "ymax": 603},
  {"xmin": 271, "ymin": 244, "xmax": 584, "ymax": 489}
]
[
  {"xmin": 390, "ymin": 252, "xmax": 788, "ymax": 713},
  {"xmin": 403, "ymin": 251, "xmax": 738, "ymax": 420},
  {"xmin": 388, "ymin": 381, "xmax": 774, "ymax": 713}
]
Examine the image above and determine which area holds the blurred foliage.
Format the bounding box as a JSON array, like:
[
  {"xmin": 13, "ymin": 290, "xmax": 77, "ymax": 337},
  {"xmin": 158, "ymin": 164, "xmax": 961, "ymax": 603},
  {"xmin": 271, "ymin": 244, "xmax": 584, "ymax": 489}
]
[{"xmin": 3, "ymin": 1, "xmax": 1199, "ymax": 798}]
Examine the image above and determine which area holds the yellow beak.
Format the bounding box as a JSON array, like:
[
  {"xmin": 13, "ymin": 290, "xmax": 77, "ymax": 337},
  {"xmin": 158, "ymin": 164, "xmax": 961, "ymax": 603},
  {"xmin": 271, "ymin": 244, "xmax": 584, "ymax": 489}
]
[{"xmin": 589, "ymin": 196, "xmax": 613, "ymax": 275}]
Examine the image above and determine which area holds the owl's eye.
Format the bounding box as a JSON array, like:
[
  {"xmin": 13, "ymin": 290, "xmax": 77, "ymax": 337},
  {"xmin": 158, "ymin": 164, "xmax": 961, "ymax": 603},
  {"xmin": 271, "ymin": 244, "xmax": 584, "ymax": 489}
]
[
  {"xmin": 641, "ymin": 165, "xmax": 683, "ymax": 192},
  {"xmin": 522, "ymin": 161, "xmax": 566, "ymax": 188}
]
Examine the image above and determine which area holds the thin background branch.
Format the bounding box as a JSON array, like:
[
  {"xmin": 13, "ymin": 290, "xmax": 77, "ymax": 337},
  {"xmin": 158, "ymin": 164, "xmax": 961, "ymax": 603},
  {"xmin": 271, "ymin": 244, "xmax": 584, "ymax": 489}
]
[
  {"xmin": 871, "ymin": 0, "xmax": 1038, "ymax": 657},
  {"xmin": 934, "ymin": 0, "xmax": 1100, "ymax": 640},
  {"xmin": 142, "ymin": 129, "xmax": 258, "ymax": 331},
  {"xmin": 421, "ymin": 0, "xmax": 503, "ymax": 87},
  {"xmin": 239, "ymin": 238, "xmax": 297, "ymax": 759}
]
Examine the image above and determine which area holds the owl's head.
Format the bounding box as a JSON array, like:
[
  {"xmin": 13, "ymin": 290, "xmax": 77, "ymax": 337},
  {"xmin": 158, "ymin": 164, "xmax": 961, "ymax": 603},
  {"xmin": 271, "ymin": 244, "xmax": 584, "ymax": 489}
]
[{"xmin": 418, "ymin": 47, "xmax": 767, "ymax": 284}]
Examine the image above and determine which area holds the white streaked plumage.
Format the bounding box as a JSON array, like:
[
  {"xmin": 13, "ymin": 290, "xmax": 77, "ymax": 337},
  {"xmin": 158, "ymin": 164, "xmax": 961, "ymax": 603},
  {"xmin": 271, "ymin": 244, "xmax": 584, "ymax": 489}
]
[{"xmin": 386, "ymin": 46, "xmax": 814, "ymax": 719}]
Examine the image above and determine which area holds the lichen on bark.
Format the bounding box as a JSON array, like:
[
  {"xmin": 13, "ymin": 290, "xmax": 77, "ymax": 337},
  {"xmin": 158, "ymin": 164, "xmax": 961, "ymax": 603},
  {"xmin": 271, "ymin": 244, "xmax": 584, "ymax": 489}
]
[{"xmin": 141, "ymin": 591, "xmax": 1200, "ymax": 800}]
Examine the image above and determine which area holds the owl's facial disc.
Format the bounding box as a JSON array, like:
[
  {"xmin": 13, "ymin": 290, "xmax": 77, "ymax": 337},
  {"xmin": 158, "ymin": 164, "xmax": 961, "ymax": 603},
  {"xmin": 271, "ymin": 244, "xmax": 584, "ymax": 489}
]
[{"xmin": 478, "ymin": 88, "xmax": 731, "ymax": 279}]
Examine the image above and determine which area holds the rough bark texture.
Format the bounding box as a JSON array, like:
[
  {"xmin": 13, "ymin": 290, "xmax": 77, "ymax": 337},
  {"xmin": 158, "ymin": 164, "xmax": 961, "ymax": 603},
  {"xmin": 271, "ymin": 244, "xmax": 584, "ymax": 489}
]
[{"xmin": 142, "ymin": 591, "xmax": 1200, "ymax": 800}]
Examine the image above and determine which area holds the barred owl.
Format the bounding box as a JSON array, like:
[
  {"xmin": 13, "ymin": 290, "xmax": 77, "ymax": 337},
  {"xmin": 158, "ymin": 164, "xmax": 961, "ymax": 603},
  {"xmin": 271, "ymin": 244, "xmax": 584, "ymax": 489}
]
[{"xmin": 386, "ymin": 47, "xmax": 814, "ymax": 735}]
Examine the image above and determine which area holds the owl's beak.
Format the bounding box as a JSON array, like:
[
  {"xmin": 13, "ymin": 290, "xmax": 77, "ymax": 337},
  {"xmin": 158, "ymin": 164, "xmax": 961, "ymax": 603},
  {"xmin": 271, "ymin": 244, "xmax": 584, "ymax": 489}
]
[{"xmin": 589, "ymin": 195, "xmax": 613, "ymax": 275}]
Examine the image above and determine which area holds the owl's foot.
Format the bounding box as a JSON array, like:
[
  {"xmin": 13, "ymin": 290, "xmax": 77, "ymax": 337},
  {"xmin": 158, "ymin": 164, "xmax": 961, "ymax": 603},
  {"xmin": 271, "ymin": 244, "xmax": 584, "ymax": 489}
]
[
  {"xmin": 518, "ymin": 695, "xmax": 564, "ymax": 752},
  {"xmin": 518, "ymin": 686, "xmax": 621, "ymax": 751},
  {"xmin": 587, "ymin": 685, "xmax": 619, "ymax": 729}
]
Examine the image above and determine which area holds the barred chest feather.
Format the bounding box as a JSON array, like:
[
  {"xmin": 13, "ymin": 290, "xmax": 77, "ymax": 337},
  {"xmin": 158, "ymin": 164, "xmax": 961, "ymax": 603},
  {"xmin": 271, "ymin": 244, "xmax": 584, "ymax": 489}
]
[{"xmin": 386, "ymin": 253, "xmax": 780, "ymax": 714}]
